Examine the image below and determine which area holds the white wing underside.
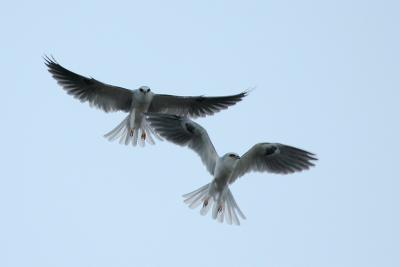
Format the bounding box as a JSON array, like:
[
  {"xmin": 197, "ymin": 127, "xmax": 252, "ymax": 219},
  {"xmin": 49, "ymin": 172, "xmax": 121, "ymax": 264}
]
[{"xmin": 146, "ymin": 113, "xmax": 218, "ymax": 174}]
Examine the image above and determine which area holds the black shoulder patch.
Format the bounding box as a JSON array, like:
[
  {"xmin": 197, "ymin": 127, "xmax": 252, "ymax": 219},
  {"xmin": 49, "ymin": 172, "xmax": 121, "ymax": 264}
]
[
  {"xmin": 185, "ymin": 123, "xmax": 195, "ymax": 134},
  {"xmin": 264, "ymin": 146, "xmax": 277, "ymax": 156}
]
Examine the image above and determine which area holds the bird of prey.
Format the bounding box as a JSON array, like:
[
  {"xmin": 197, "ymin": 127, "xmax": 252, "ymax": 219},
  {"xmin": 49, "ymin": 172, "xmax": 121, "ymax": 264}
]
[
  {"xmin": 146, "ymin": 113, "xmax": 317, "ymax": 225},
  {"xmin": 44, "ymin": 56, "xmax": 248, "ymax": 146}
]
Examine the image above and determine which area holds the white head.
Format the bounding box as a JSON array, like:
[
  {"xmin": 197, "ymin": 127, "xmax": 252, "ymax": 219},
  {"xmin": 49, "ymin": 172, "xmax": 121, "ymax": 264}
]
[
  {"xmin": 134, "ymin": 86, "xmax": 153, "ymax": 102},
  {"xmin": 138, "ymin": 86, "xmax": 151, "ymax": 94},
  {"xmin": 222, "ymin": 152, "xmax": 241, "ymax": 164}
]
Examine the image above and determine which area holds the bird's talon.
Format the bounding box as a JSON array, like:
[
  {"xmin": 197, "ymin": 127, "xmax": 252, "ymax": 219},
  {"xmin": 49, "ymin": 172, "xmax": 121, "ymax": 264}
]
[
  {"xmin": 130, "ymin": 129, "xmax": 134, "ymax": 137},
  {"xmin": 141, "ymin": 132, "xmax": 146, "ymax": 140}
]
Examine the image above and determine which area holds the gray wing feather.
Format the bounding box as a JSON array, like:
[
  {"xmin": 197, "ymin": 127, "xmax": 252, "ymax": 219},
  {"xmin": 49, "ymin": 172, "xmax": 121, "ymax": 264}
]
[
  {"xmin": 148, "ymin": 91, "xmax": 248, "ymax": 118},
  {"xmin": 146, "ymin": 113, "xmax": 218, "ymax": 175},
  {"xmin": 231, "ymin": 143, "xmax": 317, "ymax": 183},
  {"xmin": 45, "ymin": 56, "xmax": 133, "ymax": 112}
]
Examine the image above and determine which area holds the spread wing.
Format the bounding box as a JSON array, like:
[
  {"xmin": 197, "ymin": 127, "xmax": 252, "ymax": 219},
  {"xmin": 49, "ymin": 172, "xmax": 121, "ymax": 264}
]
[
  {"xmin": 231, "ymin": 143, "xmax": 317, "ymax": 183},
  {"xmin": 148, "ymin": 91, "xmax": 248, "ymax": 118},
  {"xmin": 45, "ymin": 56, "xmax": 133, "ymax": 113},
  {"xmin": 146, "ymin": 113, "xmax": 218, "ymax": 175}
]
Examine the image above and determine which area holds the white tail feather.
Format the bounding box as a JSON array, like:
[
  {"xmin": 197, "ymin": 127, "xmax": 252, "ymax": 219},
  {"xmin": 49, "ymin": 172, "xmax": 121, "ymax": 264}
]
[
  {"xmin": 104, "ymin": 116, "xmax": 128, "ymax": 141},
  {"xmin": 104, "ymin": 114, "xmax": 162, "ymax": 146},
  {"xmin": 182, "ymin": 183, "xmax": 246, "ymax": 225}
]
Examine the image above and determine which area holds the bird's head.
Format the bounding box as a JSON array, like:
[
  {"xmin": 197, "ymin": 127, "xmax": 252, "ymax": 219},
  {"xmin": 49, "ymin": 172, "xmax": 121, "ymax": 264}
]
[
  {"xmin": 135, "ymin": 86, "xmax": 153, "ymax": 102},
  {"xmin": 223, "ymin": 153, "xmax": 241, "ymax": 161},
  {"xmin": 138, "ymin": 86, "xmax": 151, "ymax": 94}
]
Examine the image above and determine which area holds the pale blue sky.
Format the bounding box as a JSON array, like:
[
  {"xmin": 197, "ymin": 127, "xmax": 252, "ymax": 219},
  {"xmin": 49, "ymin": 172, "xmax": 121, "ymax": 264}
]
[{"xmin": 1, "ymin": 0, "xmax": 399, "ymax": 266}]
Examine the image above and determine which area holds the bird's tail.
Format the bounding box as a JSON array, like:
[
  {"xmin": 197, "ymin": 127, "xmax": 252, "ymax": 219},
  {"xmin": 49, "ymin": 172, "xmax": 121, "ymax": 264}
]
[
  {"xmin": 182, "ymin": 183, "xmax": 246, "ymax": 225},
  {"xmin": 103, "ymin": 114, "xmax": 162, "ymax": 146}
]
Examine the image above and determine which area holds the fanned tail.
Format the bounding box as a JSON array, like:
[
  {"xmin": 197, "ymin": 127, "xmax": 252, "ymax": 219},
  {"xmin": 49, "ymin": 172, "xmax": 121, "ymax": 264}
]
[
  {"xmin": 183, "ymin": 183, "xmax": 246, "ymax": 225},
  {"xmin": 104, "ymin": 115, "xmax": 162, "ymax": 146}
]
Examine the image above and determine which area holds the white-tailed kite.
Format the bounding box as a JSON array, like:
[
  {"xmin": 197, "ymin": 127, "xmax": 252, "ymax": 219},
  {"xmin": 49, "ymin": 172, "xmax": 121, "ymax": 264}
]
[
  {"xmin": 146, "ymin": 113, "xmax": 317, "ymax": 225},
  {"xmin": 45, "ymin": 56, "xmax": 248, "ymax": 146}
]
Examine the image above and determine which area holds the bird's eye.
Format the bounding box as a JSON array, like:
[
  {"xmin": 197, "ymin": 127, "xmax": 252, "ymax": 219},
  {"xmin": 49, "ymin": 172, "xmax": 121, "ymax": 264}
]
[
  {"xmin": 139, "ymin": 88, "xmax": 143, "ymax": 92},
  {"xmin": 229, "ymin": 154, "xmax": 235, "ymax": 158},
  {"xmin": 147, "ymin": 89, "xmax": 150, "ymax": 92}
]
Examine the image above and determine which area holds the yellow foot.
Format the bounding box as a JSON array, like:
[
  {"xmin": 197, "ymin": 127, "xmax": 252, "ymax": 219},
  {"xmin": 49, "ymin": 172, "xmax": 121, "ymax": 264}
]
[
  {"xmin": 141, "ymin": 132, "xmax": 146, "ymax": 140},
  {"xmin": 130, "ymin": 129, "xmax": 134, "ymax": 137}
]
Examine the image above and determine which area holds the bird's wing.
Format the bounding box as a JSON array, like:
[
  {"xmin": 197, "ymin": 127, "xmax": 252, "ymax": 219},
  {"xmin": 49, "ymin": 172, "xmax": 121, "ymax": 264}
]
[
  {"xmin": 148, "ymin": 91, "xmax": 248, "ymax": 118},
  {"xmin": 45, "ymin": 56, "xmax": 133, "ymax": 113},
  {"xmin": 231, "ymin": 143, "xmax": 317, "ymax": 183},
  {"xmin": 146, "ymin": 113, "xmax": 219, "ymax": 175}
]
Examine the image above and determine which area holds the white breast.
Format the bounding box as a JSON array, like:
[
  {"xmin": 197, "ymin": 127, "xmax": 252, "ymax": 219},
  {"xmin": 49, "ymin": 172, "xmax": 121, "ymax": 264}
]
[{"xmin": 213, "ymin": 158, "xmax": 236, "ymax": 190}]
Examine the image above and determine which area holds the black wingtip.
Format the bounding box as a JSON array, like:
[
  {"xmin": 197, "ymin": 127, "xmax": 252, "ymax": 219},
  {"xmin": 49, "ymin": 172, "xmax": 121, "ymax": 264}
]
[
  {"xmin": 43, "ymin": 54, "xmax": 58, "ymax": 67},
  {"xmin": 240, "ymin": 86, "xmax": 257, "ymax": 97},
  {"xmin": 243, "ymin": 86, "xmax": 256, "ymax": 96}
]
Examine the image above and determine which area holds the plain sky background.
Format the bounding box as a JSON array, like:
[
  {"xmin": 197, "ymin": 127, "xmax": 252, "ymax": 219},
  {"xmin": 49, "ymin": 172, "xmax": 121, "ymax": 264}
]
[{"xmin": 1, "ymin": 0, "xmax": 399, "ymax": 266}]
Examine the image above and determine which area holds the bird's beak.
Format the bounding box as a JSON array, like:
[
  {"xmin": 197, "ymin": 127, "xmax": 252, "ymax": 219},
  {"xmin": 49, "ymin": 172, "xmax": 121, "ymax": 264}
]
[{"xmin": 235, "ymin": 155, "xmax": 241, "ymax": 159}]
